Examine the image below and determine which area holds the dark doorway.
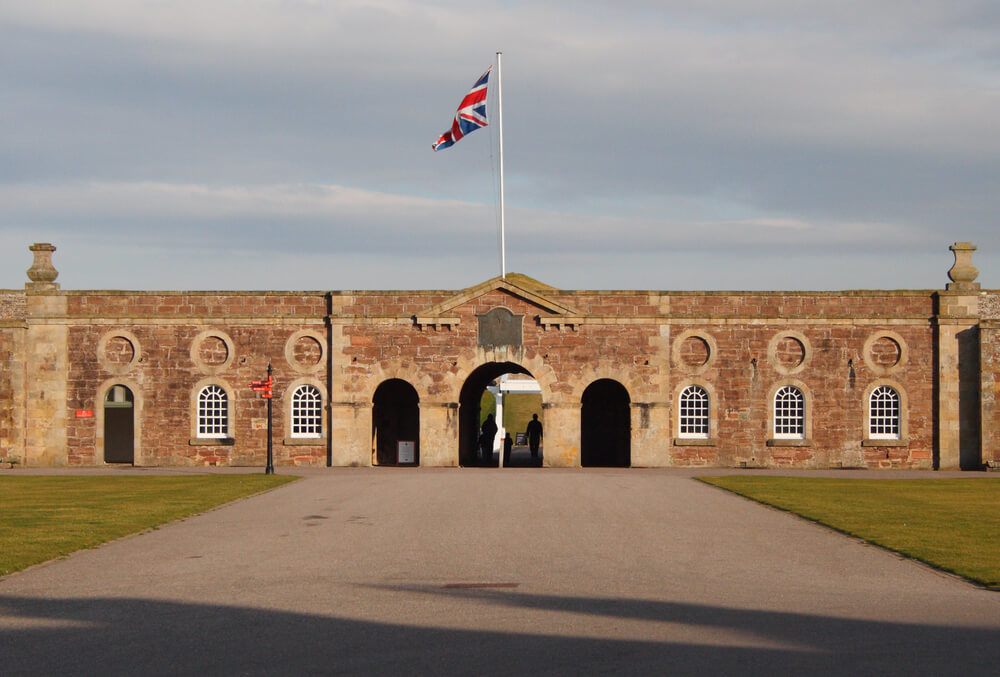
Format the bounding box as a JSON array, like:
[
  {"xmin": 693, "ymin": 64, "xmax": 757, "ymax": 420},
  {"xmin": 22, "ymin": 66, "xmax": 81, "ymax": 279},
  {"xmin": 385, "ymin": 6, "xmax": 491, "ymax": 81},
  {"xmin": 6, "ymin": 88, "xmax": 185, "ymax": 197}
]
[
  {"xmin": 459, "ymin": 362, "xmax": 542, "ymax": 467},
  {"xmin": 581, "ymin": 379, "xmax": 631, "ymax": 467},
  {"xmin": 104, "ymin": 384, "xmax": 135, "ymax": 464},
  {"xmin": 372, "ymin": 379, "xmax": 419, "ymax": 466}
]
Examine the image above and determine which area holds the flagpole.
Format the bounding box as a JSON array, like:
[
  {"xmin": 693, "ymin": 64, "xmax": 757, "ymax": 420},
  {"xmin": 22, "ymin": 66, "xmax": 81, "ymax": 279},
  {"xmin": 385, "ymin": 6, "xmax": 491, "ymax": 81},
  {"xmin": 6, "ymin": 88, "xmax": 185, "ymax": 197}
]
[{"xmin": 496, "ymin": 51, "xmax": 506, "ymax": 279}]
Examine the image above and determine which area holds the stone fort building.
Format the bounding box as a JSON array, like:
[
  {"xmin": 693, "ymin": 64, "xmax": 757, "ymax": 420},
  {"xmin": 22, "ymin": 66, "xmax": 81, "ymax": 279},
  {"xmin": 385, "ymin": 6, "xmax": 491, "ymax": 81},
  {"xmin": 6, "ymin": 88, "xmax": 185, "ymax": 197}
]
[{"xmin": 1, "ymin": 242, "xmax": 997, "ymax": 470}]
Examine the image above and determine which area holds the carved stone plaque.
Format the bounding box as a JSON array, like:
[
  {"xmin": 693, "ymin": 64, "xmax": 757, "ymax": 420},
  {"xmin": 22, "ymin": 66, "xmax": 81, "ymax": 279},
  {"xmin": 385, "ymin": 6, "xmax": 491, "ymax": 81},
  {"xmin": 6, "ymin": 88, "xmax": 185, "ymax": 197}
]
[{"xmin": 478, "ymin": 307, "xmax": 523, "ymax": 348}]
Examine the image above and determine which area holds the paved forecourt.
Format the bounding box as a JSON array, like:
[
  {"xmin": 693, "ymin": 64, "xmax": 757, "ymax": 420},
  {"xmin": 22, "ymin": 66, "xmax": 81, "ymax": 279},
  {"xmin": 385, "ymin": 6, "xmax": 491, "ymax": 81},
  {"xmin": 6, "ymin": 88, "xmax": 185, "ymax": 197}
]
[{"xmin": 1, "ymin": 468, "xmax": 997, "ymax": 675}]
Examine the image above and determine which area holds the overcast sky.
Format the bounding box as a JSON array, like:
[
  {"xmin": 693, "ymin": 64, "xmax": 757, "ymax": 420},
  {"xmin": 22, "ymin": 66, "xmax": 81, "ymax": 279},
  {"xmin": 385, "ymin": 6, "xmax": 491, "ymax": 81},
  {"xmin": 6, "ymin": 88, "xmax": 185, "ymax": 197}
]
[{"xmin": 2, "ymin": 1, "xmax": 998, "ymax": 291}]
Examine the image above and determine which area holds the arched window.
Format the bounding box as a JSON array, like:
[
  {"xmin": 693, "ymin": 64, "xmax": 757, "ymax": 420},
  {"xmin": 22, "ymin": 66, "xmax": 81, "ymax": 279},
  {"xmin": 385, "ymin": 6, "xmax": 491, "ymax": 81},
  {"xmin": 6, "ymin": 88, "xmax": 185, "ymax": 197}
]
[
  {"xmin": 869, "ymin": 385, "xmax": 900, "ymax": 439},
  {"xmin": 678, "ymin": 385, "xmax": 709, "ymax": 439},
  {"xmin": 291, "ymin": 384, "xmax": 323, "ymax": 438},
  {"xmin": 773, "ymin": 385, "xmax": 805, "ymax": 439},
  {"xmin": 197, "ymin": 385, "xmax": 229, "ymax": 438}
]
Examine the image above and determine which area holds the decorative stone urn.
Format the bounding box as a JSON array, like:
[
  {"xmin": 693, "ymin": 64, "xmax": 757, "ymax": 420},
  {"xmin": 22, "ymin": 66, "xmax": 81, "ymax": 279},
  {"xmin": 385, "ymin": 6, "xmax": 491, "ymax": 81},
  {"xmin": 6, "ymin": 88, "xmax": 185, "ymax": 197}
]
[
  {"xmin": 947, "ymin": 242, "xmax": 979, "ymax": 290},
  {"xmin": 26, "ymin": 242, "xmax": 59, "ymax": 288}
]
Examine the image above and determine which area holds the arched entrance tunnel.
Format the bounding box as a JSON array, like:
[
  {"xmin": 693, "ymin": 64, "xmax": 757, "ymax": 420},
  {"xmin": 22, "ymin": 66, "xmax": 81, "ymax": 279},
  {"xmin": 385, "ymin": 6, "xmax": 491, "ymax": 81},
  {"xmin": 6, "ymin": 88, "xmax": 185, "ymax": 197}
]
[
  {"xmin": 372, "ymin": 379, "xmax": 420, "ymax": 465},
  {"xmin": 459, "ymin": 362, "xmax": 543, "ymax": 467},
  {"xmin": 581, "ymin": 379, "xmax": 631, "ymax": 467}
]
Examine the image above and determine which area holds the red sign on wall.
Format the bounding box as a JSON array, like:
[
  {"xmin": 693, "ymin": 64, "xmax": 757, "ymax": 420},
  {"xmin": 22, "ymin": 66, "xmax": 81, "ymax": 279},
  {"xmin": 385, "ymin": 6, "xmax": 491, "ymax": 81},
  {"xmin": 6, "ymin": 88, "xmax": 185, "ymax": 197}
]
[{"xmin": 75, "ymin": 409, "xmax": 94, "ymax": 418}]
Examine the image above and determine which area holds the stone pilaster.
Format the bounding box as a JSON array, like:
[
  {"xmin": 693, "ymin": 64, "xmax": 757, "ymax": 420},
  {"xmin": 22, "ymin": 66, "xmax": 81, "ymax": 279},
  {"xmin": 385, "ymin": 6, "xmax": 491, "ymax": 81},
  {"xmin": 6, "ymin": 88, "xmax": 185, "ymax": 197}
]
[
  {"xmin": 329, "ymin": 401, "xmax": 372, "ymax": 467},
  {"xmin": 936, "ymin": 242, "xmax": 982, "ymax": 470},
  {"xmin": 24, "ymin": 290, "xmax": 69, "ymax": 466},
  {"xmin": 24, "ymin": 243, "xmax": 68, "ymax": 465},
  {"xmin": 541, "ymin": 401, "xmax": 581, "ymax": 467},
  {"xmin": 419, "ymin": 401, "xmax": 459, "ymax": 466},
  {"xmin": 630, "ymin": 401, "xmax": 671, "ymax": 467}
]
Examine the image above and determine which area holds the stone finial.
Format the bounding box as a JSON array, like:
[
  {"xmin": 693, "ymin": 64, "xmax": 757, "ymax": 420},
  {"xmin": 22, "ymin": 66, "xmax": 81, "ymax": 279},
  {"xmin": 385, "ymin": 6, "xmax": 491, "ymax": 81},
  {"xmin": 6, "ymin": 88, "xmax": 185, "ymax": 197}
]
[
  {"xmin": 26, "ymin": 242, "xmax": 59, "ymax": 288},
  {"xmin": 946, "ymin": 241, "xmax": 979, "ymax": 291}
]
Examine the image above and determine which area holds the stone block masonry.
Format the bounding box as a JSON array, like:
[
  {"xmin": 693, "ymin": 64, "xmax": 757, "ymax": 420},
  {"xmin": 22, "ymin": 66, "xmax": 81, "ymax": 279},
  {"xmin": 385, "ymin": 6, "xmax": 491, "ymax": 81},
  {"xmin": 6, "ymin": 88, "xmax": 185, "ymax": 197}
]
[{"xmin": 2, "ymin": 242, "xmax": 997, "ymax": 470}]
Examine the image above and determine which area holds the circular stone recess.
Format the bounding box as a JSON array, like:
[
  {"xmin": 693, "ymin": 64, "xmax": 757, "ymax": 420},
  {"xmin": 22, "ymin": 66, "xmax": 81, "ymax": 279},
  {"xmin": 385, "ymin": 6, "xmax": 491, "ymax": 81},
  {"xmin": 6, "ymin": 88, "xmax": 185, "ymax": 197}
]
[
  {"xmin": 680, "ymin": 336, "xmax": 710, "ymax": 367},
  {"xmin": 293, "ymin": 335, "xmax": 323, "ymax": 368},
  {"xmin": 198, "ymin": 336, "xmax": 229, "ymax": 366},
  {"xmin": 775, "ymin": 336, "xmax": 805, "ymax": 369},
  {"xmin": 104, "ymin": 336, "xmax": 135, "ymax": 366},
  {"xmin": 870, "ymin": 336, "xmax": 901, "ymax": 368}
]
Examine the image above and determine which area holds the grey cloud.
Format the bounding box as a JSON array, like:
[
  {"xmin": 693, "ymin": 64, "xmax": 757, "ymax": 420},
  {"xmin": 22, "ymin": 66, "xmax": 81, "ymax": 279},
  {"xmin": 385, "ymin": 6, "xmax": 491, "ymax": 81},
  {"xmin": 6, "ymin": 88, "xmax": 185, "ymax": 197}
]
[{"xmin": 0, "ymin": 1, "xmax": 997, "ymax": 290}]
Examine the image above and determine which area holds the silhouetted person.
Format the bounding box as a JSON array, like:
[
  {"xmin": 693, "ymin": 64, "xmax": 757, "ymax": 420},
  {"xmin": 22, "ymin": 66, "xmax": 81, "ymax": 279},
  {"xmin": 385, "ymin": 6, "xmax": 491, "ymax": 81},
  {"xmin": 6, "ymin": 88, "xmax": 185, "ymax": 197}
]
[
  {"xmin": 526, "ymin": 413, "xmax": 543, "ymax": 458},
  {"xmin": 503, "ymin": 432, "xmax": 513, "ymax": 465},
  {"xmin": 480, "ymin": 413, "xmax": 498, "ymax": 462}
]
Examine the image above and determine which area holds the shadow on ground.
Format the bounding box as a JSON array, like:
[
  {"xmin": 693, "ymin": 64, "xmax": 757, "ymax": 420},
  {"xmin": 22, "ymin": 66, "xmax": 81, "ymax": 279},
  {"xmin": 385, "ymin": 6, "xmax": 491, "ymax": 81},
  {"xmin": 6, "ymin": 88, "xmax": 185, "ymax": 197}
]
[{"xmin": 1, "ymin": 590, "xmax": 997, "ymax": 675}]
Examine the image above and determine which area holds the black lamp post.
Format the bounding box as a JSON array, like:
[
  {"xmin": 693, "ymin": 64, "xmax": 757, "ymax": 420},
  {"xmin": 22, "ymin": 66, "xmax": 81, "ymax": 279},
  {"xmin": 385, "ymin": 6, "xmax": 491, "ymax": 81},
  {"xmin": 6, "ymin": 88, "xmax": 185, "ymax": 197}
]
[{"xmin": 265, "ymin": 362, "xmax": 274, "ymax": 475}]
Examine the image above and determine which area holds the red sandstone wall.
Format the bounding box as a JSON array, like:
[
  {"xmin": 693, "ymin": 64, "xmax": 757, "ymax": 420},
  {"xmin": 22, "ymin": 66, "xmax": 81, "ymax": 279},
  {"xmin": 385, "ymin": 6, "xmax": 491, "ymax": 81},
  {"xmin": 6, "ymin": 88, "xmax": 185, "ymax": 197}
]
[
  {"xmin": 336, "ymin": 288, "xmax": 936, "ymax": 469},
  {"xmin": 0, "ymin": 328, "xmax": 24, "ymax": 460},
  {"xmin": 337, "ymin": 289, "xmax": 661, "ymax": 401},
  {"xmin": 63, "ymin": 292, "xmax": 327, "ymax": 467},
  {"xmin": 66, "ymin": 292, "xmax": 326, "ymax": 318},
  {"xmin": 667, "ymin": 323, "xmax": 934, "ymax": 469},
  {"xmin": 0, "ymin": 291, "xmax": 26, "ymax": 320},
  {"xmin": 337, "ymin": 292, "xmax": 449, "ymax": 317},
  {"xmin": 51, "ymin": 285, "xmax": 943, "ymax": 469}
]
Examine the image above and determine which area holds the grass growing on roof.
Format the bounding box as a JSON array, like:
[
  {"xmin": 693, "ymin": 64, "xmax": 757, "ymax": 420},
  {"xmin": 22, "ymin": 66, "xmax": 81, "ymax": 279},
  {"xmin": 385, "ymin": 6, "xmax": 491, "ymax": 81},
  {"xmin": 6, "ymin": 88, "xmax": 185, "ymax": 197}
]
[
  {"xmin": 0, "ymin": 474, "xmax": 296, "ymax": 577},
  {"xmin": 699, "ymin": 476, "xmax": 1000, "ymax": 589}
]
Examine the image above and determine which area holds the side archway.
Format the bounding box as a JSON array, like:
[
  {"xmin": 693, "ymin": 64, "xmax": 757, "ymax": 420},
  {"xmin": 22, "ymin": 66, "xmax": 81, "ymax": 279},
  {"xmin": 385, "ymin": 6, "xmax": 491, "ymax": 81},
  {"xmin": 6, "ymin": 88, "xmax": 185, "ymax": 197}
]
[
  {"xmin": 581, "ymin": 379, "xmax": 631, "ymax": 467},
  {"xmin": 372, "ymin": 379, "xmax": 420, "ymax": 465}
]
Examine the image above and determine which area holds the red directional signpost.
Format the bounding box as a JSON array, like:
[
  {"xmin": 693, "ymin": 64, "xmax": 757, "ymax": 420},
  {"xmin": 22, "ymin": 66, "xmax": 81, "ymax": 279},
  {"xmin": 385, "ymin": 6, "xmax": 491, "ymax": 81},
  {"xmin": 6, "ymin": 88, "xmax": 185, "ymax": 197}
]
[{"xmin": 249, "ymin": 363, "xmax": 275, "ymax": 474}]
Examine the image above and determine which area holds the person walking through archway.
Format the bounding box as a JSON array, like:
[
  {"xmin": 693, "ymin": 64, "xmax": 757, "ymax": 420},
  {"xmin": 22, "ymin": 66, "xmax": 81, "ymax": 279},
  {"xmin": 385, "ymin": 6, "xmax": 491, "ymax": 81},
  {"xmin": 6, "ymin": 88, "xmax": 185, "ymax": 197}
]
[
  {"xmin": 480, "ymin": 413, "xmax": 498, "ymax": 463},
  {"xmin": 526, "ymin": 413, "xmax": 543, "ymax": 458}
]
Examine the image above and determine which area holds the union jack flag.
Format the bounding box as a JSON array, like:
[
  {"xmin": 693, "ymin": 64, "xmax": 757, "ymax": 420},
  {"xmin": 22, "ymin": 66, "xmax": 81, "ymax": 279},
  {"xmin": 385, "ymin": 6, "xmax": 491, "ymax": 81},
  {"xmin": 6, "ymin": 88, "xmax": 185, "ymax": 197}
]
[{"xmin": 432, "ymin": 67, "xmax": 491, "ymax": 151}]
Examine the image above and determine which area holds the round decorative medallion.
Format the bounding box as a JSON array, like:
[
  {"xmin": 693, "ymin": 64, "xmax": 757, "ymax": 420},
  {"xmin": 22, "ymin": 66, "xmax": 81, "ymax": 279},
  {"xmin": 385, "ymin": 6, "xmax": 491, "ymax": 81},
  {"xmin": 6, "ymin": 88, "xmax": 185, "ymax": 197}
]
[
  {"xmin": 190, "ymin": 330, "xmax": 236, "ymax": 375},
  {"xmin": 767, "ymin": 331, "xmax": 812, "ymax": 375},
  {"xmin": 97, "ymin": 330, "xmax": 142, "ymax": 375},
  {"xmin": 284, "ymin": 330, "xmax": 326, "ymax": 373},
  {"xmin": 862, "ymin": 331, "xmax": 909, "ymax": 376},
  {"xmin": 671, "ymin": 330, "xmax": 717, "ymax": 375},
  {"xmin": 105, "ymin": 336, "xmax": 135, "ymax": 366},
  {"xmin": 775, "ymin": 336, "xmax": 805, "ymax": 369},
  {"xmin": 680, "ymin": 336, "xmax": 710, "ymax": 367},
  {"xmin": 293, "ymin": 336, "xmax": 322, "ymax": 367},
  {"xmin": 870, "ymin": 336, "xmax": 901, "ymax": 368},
  {"xmin": 199, "ymin": 336, "xmax": 229, "ymax": 366}
]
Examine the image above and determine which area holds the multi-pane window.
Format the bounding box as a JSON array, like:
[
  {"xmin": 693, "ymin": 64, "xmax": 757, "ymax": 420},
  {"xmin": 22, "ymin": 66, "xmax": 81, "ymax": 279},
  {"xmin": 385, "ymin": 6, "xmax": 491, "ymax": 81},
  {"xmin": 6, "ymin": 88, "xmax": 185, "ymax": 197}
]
[
  {"xmin": 197, "ymin": 385, "xmax": 229, "ymax": 438},
  {"xmin": 291, "ymin": 385, "xmax": 323, "ymax": 438},
  {"xmin": 869, "ymin": 385, "xmax": 900, "ymax": 439},
  {"xmin": 678, "ymin": 385, "xmax": 709, "ymax": 438},
  {"xmin": 773, "ymin": 385, "xmax": 805, "ymax": 439}
]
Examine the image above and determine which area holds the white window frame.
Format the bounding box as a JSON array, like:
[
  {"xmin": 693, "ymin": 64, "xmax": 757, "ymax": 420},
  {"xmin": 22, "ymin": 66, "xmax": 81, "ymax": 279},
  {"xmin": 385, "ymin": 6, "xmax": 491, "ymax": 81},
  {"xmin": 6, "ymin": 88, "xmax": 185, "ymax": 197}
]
[
  {"xmin": 869, "ymin": 385, "xmax": 901, "ymax": 440},
  {"xmin": 773, "ymin": 385, "xmax": 805, "ymax": 439},
  {"xmin": 678, "ymin": 385, "xmax": 710, "ymax": 439},
  {"xmin": 197, "ymin": 384, "xmax": 229, "ymax": 439},
  {"xmin": 290, "ymin": 384, "xmax": 323, "ymax": 439}
]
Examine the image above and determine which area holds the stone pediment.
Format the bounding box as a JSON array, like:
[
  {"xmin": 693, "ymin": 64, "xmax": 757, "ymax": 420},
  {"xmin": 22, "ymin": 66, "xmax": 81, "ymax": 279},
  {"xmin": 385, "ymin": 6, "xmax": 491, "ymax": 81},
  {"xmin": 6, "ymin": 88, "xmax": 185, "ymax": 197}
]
[{"xmin": 414, "ymin": 274, "xmax": 584, "ymax": 329}]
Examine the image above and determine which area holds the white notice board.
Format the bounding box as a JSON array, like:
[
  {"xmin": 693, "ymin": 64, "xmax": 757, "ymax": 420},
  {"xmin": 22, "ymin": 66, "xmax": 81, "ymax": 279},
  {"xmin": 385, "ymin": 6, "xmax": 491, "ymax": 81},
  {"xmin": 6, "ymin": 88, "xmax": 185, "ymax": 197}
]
[{"xmin": 397, "ymin": 440, "xmax": 415, "ymax": 464}]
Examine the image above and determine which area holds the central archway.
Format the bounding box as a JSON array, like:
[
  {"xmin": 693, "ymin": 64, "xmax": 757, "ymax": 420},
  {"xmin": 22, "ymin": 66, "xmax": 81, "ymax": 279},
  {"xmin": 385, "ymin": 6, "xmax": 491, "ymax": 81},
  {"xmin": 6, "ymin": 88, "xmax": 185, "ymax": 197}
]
[
  {"xmin": 459, "ymin": 362, "xmax": 542, "ymax": 467},
  {"xmin": 581, "ymin": 379, "xmax": 631, "ymax": 467}
]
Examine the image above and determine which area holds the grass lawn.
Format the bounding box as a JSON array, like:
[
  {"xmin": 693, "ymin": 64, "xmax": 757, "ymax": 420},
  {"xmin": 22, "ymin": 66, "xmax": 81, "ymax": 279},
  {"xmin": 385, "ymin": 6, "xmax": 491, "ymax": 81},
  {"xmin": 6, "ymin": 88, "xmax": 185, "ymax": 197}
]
[
  {"xmin": 699, "ymin": 476, "xmax": 1000, "ymax": 589},
  {"xmin": 0, "ymin": 474, "xmax": 296, "ymax": 577},
  {"xmin": 502, "ymin": 393, "xmax": 543, "ymax": 438}
]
